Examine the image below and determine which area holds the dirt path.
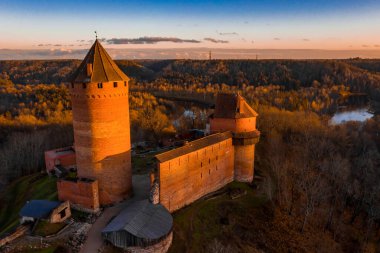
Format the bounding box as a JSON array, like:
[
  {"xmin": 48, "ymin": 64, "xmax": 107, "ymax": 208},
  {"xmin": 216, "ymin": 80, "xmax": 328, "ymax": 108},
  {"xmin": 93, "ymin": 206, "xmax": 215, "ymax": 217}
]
[{"xmin": 80, "ymin": 174, "xmax": 150, "ymax": 253}]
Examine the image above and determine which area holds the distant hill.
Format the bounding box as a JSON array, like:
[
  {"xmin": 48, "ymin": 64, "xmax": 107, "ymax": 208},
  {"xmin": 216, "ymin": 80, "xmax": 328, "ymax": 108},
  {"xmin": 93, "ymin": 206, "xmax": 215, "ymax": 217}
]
[{"xmin": 1, "ymin": 59, "xmax": 380, "ymax": 100}]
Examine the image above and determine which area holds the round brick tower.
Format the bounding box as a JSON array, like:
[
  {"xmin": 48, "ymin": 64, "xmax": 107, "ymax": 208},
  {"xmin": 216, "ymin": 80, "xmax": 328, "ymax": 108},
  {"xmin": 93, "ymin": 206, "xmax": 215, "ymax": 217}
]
[
  {"xmin": 70, "ymin": 40, "xmax": 132, "ymax": 205},
  {"xmin": 209, "ymin": 93, "xmax": 260, "ymax": 182}
]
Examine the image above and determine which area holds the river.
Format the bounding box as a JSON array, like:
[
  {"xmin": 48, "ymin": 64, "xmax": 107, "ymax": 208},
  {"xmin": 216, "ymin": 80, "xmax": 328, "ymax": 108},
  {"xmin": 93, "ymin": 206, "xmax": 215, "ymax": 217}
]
[{"xmin": 330, "ymin": 107, "xmax": 373, "ymax": 125}]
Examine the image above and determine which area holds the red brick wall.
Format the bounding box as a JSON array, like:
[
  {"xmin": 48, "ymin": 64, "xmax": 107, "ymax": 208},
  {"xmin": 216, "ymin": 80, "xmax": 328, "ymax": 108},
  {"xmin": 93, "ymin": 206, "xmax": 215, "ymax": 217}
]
[
  {"xmin": 234, "ymin": 144, "xmax": 255, "ymax": 182},
  {"xmin": 209, "ymin": 117, "xmax": 256, "ymax": 134},
  {"xmin": 158, "ymin": 138, "xmax": 234, "ymax": 212},
  {"xmin": 70, "ymin": 81, "xmax": 132, "ymax": 205},
  {"xmin": 44, "ymin": 148, "xmax": 76, "ymax": 172},
  {"xmin": 57, "ymin": 179, "xmax": 100, "ymax": 210}
]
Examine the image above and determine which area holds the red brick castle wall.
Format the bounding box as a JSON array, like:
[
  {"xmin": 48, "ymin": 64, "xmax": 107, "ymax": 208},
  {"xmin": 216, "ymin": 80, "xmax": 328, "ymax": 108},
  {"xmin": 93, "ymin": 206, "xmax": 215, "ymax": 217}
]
[{"xmin": 70, "ymin": 80, "xmax": 132, "ymax": 205}]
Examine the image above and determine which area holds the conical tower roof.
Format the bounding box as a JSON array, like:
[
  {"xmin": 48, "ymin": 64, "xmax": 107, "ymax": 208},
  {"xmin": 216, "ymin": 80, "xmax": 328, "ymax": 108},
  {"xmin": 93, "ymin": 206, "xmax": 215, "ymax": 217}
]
[{"xmin": 71, "ymin": 40, "xmax": 129, "ymax": 83}]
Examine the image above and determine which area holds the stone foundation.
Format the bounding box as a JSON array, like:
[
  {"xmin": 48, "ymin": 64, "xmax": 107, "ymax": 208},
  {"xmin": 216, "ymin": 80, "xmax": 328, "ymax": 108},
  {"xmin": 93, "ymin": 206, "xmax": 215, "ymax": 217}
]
[{"xmin": 125, "ymin": 232, "xmax": 173, "ymax": 253}]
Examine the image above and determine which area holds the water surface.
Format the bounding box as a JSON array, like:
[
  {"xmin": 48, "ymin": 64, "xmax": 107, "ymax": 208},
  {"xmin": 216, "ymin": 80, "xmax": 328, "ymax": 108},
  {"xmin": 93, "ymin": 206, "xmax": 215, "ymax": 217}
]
[{"xmin": 330, "ymin": 108, "xmax": 373, "ymax": 125}]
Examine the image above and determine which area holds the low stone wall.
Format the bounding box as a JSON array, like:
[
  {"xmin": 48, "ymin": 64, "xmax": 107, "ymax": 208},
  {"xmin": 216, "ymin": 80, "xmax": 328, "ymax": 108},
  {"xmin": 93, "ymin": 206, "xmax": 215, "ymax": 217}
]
[
  {"xmin": 125, "ymin": 232, "xmax": 173, "ymax": 253},
  {"xmin": 50, "ymin": 201, "xmax": 71, "ymax": 223},
  {"xmin": 0, "ymin": 225, "xmax": 29, "ymax": 247}
]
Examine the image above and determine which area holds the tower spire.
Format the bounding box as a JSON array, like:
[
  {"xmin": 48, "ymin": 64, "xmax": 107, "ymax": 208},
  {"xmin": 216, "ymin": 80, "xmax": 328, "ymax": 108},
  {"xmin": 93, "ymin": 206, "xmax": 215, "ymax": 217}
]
[{"xmin": 94, "ymin": 31, "xmax": 98, "ymax": 40}]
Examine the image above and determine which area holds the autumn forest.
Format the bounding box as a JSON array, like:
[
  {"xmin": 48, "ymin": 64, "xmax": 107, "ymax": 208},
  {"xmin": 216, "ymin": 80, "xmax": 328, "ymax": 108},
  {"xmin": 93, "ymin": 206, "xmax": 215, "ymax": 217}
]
[{"xmin": 1, "ymin": 59, "xmax": 380, "ymax": 252}]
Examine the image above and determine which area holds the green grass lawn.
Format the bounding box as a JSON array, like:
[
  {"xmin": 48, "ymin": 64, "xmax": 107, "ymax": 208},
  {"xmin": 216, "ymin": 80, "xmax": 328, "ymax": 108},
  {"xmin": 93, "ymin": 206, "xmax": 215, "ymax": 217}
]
[
  {"xmin": 168, "ymin": 181, "xmax": 268, "ymax": 253},
  {"xmin": 0, "ymin": 173, "xmax": 58, "ymax": 236},
  {"xmin": 34, "ymin": 220, "xmax": 66, "ymax": 237}
]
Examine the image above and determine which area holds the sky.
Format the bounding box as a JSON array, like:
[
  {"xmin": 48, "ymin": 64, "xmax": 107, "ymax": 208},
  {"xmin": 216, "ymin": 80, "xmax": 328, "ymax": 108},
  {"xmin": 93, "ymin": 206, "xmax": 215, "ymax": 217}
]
[{"xmin": 1, "ymin": 0, "xmax": 380, "ymax": 59}]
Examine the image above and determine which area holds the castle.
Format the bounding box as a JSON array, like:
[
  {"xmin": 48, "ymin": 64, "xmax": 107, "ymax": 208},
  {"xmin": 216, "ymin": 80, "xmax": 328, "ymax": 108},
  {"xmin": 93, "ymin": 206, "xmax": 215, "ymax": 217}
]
[
  {"xmin": 48, "ymin": 39, "xmax": 259, "ymax": 250},
  {"xmin": 152, "ymin": 93, "xmax": 260, "ymax": 212}
]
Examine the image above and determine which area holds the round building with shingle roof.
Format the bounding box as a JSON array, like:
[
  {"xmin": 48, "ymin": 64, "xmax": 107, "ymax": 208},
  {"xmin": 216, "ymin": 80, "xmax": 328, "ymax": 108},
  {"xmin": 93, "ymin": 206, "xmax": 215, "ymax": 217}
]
[{"xmin": 102, "ymin": 200, "xmax": 173, "ymax": 251}]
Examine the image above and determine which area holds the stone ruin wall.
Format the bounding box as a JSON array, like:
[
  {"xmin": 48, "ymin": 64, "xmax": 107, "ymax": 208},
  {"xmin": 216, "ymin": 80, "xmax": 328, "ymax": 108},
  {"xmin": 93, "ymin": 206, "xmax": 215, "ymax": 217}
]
[
  {"xmin": 49, "ymin": 201, "xmax": 71, "ymax": 223},
  {"xmin": 158, "ymin": 138, "xmax": 234, "ymax": 213},
  {"xmin": 125, "ymin": 232, "xmax": 173, "ymax": 253}
]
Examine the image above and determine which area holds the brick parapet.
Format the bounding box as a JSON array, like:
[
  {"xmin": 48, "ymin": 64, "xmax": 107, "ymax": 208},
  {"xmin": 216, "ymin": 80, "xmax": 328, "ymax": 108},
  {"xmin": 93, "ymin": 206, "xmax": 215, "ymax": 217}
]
[{"xmin": 232, "ymin": 130, "xmax": 260, "ymax": 146}]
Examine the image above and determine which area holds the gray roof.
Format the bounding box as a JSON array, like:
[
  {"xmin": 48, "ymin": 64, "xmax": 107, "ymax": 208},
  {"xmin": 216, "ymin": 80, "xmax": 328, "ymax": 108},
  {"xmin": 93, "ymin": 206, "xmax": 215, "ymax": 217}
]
[
  {"xmin": 102, "ymin": 200, "xmax": 172, "ymax": 241},
  {"xmin": 155, "ymin": 132, "xmax": 232, "ymax": 163},
  {"xmin": 19, "ymin": 200, "xmax": 61, "ymax": 219}
]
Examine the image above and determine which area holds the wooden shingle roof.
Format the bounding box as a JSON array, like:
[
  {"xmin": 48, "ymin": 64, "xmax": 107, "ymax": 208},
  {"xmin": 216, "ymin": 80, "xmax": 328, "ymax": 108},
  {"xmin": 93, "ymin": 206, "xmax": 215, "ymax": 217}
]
[
  {"xmin": 71, "ymin": 40, "xmax": 130, "ymax": 83},
  {"xmin": 102, "ymin": 200, "xmax": 172, "ymax": 247},
  {"xmin": 213, "ymin": 93, "xmax": 258, "ymax": 119}
]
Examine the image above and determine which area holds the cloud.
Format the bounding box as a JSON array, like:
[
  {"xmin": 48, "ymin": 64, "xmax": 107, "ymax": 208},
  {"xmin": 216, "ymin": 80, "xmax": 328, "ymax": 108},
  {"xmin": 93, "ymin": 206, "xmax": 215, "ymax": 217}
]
[
  {"xmin": 362, "ymin": 44, "xmax": 369, "ymax": 48},
  {"xmin": 204, "ymin": 38, "xmax": 229, "ymax": 43},
  {"xmin": 374, "ymin": 44, "xmax": 380, "ymax": 48},
  {"xmin": 38, "ymin": 43, "xmax": 78, "ymax": 47},
  {"xmin": 107, "ymin": 37, "xmax": 201, "ymax": 44},
  {"xmin": 303, "ymin": 38, "xmax": 310, "ymax": 42},
  {"xmin": 217, "ymin": 31, "xmax": 238, "ymax": 36},
  {"xmin": 273, "ymin": 38, "xmax": 281, "ymax": 41}
]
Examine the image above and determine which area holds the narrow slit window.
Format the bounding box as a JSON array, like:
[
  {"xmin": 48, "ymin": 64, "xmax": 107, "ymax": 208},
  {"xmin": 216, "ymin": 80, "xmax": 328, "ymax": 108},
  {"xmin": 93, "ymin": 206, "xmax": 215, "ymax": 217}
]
[
  {"xmin": 82, "ymin": 83, "xmax": 86, "ymax": 89},
  {"xmin": 71, "ymin": 83, "xmax": 74, "ymax": 88},
  {"xmin": 124, "ymin": 81, "xmax": 127, "ymax": 87},
  {"xmin": 98, "ymin": 83, "xmax": 103, "ymax": 88},
  {"xmin": 113, "ymin": 82, "xmax": 118, "ymax": 88}
]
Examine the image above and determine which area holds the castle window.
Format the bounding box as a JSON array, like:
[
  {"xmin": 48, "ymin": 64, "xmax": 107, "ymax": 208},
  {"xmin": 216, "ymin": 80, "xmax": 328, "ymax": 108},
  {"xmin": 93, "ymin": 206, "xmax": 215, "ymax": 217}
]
[
  {"xmin": 71, "ymin": 83, "xmax": 74, "ymax": 88},
  {"xmin": 124, "ymin": 81, "xmax": 127, "ymax": 87},
  {"xmin": 82, "ymin": 83, "xmax": 86, "ymax": 89},
  {"xmin": 98, "ymin": 83, "xmax": 103, "ymax": 88},
  {"xmin": 201, "ymin": 162, "xmax": 203, "ymax": 167},
  {"xmin": 113, "ymin": 82, "xmax": 118, "ymax": 88}
]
